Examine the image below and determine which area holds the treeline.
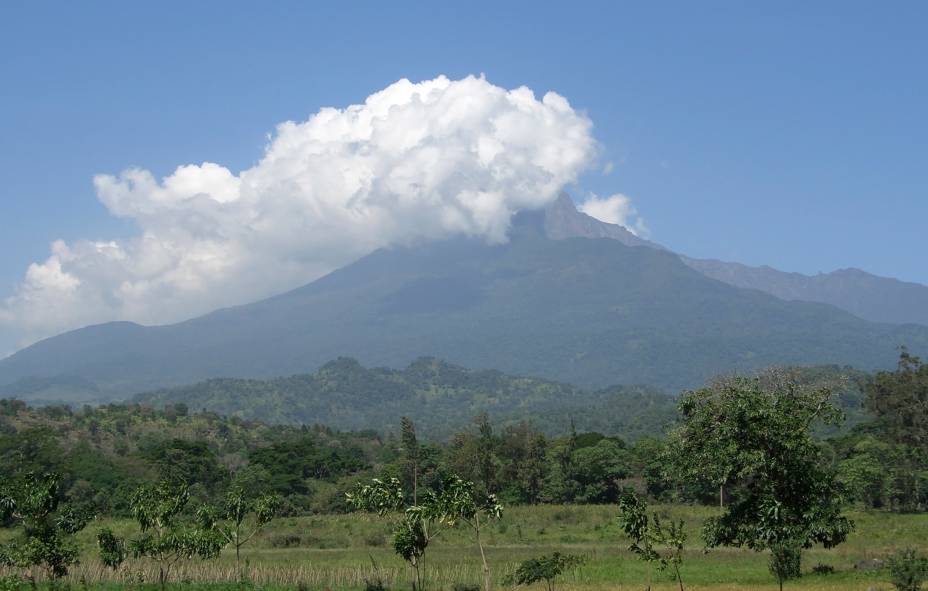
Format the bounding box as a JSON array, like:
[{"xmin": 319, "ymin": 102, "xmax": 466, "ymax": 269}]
[{"xmin": 0, "ymin": 351, "xmax": 925, "ymax": 518}]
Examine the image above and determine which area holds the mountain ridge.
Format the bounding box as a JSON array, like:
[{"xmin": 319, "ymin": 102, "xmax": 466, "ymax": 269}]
[{"xmin": 545, "ymin": 193, "xmax": 928, "ymax": 327}]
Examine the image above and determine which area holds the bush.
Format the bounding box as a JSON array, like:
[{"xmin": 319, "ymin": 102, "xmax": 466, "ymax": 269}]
[
  {"xmin": 364, "ymin": 578, "xmax": 388, "ymax": 591},
  {"xmin": 507, "ymin": 553, "xmax": 584, "ymax": 591},
  {"xmin": 268, "ymin": 533, "xmax": 302, "ymax": 548},
  {"xmin": 452, "ymin": 584, "xmax": 480, "ymax": 591},
  {"xmin": 811, "ymin": 563, "xmax": 835, "ymax": 575},
  {"xmin": 0, "ymin": 575, "xmax": 23, "ymax": 591},
  {"xmin": 364, "ymin": 531, "xmax": 386, "ymax": 547},
  {"xmin": 889, "ymin": 548, "xmax": 928, "ymax": 591}
]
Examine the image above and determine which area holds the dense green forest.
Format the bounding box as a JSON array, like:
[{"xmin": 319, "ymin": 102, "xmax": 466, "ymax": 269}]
[
  {"xmin": 132, "ymin": 357, "xmax": 871, "ymax": 440},
  {"xmin": 0, "ymin": 353, "xmax": 920, "ymax": 517}
]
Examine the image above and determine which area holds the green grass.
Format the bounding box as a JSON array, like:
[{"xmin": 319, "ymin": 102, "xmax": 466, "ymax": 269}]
[{"xmin": 4, "ymin": 505, "xmax": 926, "ymax": 590}]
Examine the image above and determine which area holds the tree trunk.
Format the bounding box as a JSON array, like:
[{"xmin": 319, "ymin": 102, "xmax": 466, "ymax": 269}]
[
  {"xmin": 719, "ymin": 484, "xmax": 724, "ymax": 509},
  {"xmin": 475, "ymin": 517, "xmax": 491, "ymax": 591},
  {"xmin": 674, "ymin": 563, "xmax": 684, "ymax": 591}
]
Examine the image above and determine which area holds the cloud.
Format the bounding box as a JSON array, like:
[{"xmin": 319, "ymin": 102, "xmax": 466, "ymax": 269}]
[
  {"xmin": 1, "ymin": 75, "xmax": 598, "ymax": 349},
  {"xmin": 578, "ymin": 193, "xmax": 649, "ymax": 237}
]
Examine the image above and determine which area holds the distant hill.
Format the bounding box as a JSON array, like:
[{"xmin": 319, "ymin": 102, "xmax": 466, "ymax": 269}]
[
  {"xmin": 2, "ymin": 219, "xmax": 926, "ymax": 401},
  {"xmin": 545, "ymin": 193, "xmax": 928, "ymax": 326},
  {"xmin": 134, "ymin": 356, "xmax": 678, "ymax": 440},
  {"xmin": 132, "ymin": 357, "xmax": 871, "ymax": 440},
  {"xmin": 680, "ymin": 257, "xmax": 928, "ymax": 327}
]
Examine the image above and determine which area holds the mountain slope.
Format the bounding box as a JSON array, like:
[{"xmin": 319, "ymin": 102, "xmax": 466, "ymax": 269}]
[
  {"xmin": 1, "ymin": 226, "xmax": 926, "ymax": 399},
  {"xmin": 545, "ymin": 193, "xmax": 928, "ymax": 326}
]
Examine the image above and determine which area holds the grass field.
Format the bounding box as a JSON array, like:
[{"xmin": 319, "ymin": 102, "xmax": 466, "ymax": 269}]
[{"xmin": 4, "ymin": 505, "xmax": 927, "ymax": 590}]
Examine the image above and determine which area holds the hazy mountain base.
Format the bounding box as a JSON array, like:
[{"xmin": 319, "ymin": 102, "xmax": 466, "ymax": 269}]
[{"xmin": 2, "ymin": 228, "xmax": 926, "ymax": 402}]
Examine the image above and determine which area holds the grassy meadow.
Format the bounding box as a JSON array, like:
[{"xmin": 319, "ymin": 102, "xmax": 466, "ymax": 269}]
[{"xmin": 10, "ymin": 504, "xmax": 925, "ymax": 591}]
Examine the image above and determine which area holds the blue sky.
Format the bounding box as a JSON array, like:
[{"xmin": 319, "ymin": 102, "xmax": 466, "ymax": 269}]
[{"xmin": 1, "ymin": 1, "xmax": 926, "ymax": 350}]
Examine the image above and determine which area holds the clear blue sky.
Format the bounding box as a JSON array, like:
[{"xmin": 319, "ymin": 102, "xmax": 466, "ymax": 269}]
[{"xmin": 1, "ymin": 0, "xmax": 926, "ymax": 306}]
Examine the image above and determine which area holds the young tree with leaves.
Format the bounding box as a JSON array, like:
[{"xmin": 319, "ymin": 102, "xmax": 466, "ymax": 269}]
[
  {"xmin": 126, "ymin": 481, "xmax": 222, "ymax": 587},
  {"xmin": 431, "ymin": 477, "xmax": 503, "ymax": 591},
  {"xmin": 347, "ymin": 477, "xmax": 441, "ymax": 591},
  {"xmin": 197, "ymin": 487, "xmax": 281, "ymax": 577},
  {"xmin": 0, "ymin": 472, "xmax": 90, "ymax": 583},
  {"xmin": 665, "ymin": 373, "xmax": 853, "ymax": 591},
  {"xmin": 618, "ymin": 491, "xmax": 687, "ymax": 591}
]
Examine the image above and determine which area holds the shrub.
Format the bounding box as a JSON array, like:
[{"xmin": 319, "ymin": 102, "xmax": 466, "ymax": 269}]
[
  {"xmin": 364, "ymin": 531, "xmax": 387, "ymax": 547},
  {"xmin": 889, "ymin": 547, "xmax": 928, "ymax": 591},
  {"xmin": 811, "ymin": 563, "xmax": 835, "ymax": 575},
  {"xmin": 452, "ymin": 584, "xmax": 480, "ymax": 591},
  {"xmin": 507, "ymin": 553, "xmax": 584, "ymax": 591},
  {"xmin": 364, "ymin": 578, "xmax": 388, "ymax": 591}
]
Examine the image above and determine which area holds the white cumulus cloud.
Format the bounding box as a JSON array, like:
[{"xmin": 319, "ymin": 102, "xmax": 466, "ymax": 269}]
[
  {"xmin": 1, "ymin": 75, "xmax": 598, "ymax": 350},
  {"xmin": 578, "ymin": 193, "xmax": 649, "ymax": 237}
]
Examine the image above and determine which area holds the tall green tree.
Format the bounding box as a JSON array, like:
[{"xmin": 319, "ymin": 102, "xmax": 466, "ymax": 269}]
[
  {"xmin": 866, "ymin": 349, "xmax": 928, "ymax": 511},
  {"xmin": 401, "ymin": 417, "xmax": 421, "ymax": 504},
  {"xmin": 665, "ymin": 374, "xmax": 853, "ymax": 591}
]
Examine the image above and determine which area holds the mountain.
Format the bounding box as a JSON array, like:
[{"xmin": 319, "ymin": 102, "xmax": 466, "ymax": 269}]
[
  {"xmin": 545, "ymin": 193, "xmax": 928, "ymax": 327},
  {"xmin": 134, "ymin": 356, "xmax": 677, "ymax": 440},
  {"xmin": 1, "ymin": 219, "xmax": 926, "ymax": 401},
  {"xmin": 679, "ymin": 258, "xmax": 928, "ymax": 326}
]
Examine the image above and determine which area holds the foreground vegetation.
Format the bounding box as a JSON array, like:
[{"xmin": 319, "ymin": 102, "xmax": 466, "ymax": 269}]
[
  {"xmin": 1, "ymin": 350, "xmax": 926, "ymax": 589},
  {"xmin": 2, "ymin": 505, "xmax": 926, "ymax": 589}
]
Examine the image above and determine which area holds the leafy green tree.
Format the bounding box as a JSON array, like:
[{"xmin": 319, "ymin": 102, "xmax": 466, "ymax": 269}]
[
  {"xmin": 665, "ymin": 374, "xmax": 853, "ymax": 591},
  {"xmin": 618, "ymin": 491, "xmax": 687, "ymax": 591},
  {"xmin": 0, "ymin": 472, "xmax": 90, "ymax": 583},
  {"xmin": 348, "ymin": 475, "xmax": 501, "ymax": 591},
  {"xmin": 507, "ymin": 553, "xmax": 584, "ymax": 591},
  {"xmin": 126, "ymin": 481, "xmax": 222, "ymax": 587},
  {"xmin": 347, "ymin": 477, "xmax": 438, "ymax": 591},
  {"xmin": 431, "ymin": 477, "xmax": 503, "ymax": 591},
  {"xmin": 197, "ymin": 487, "xmax": 281, "ymax": 575}
]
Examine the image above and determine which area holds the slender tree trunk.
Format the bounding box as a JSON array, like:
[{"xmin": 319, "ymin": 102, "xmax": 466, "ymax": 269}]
[
  {"xmin": 413, "ymin": 461, "xmax": 418, "ymax": 506},
  {"xmin": 719, "ymin": 484, "xmax": 724, "ymax": 509},
  {"xmin": 674, "ymin": 563, "xmax": 684, "ymax": 591},
  {"xmin": 475, "ymin": 516, "xmax": 491, "ymax": 591}
]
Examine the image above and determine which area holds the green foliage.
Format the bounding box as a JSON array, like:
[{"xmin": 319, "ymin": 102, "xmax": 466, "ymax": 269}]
[
  {"xmin": 0, "ymin": 472, "xmax": 90, "ymax": 581},
  {"xmin": 198, "ymin": 487, "xmax": 281, "ymax": 569},
  {"xmin": 508, "ymin": 553, "xmax": 584, "ymax": 591},
  {"xmin": 666, "ymin": 373, "xmax": 853, "ymax": 589},
  {"xmin": 96, "ymin": 527, "xmax": 126, "ymax": 571},
  {"xmin": 889, "ymin": 547, "xmax": 928, "ymax": 591},
  {"xmin": 126, "ymin": 481, "xmax": 223, "ymax": 587},
  {"xmin": 864, "ymin": 349, "xmax": 928, "ymax": 511}
]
